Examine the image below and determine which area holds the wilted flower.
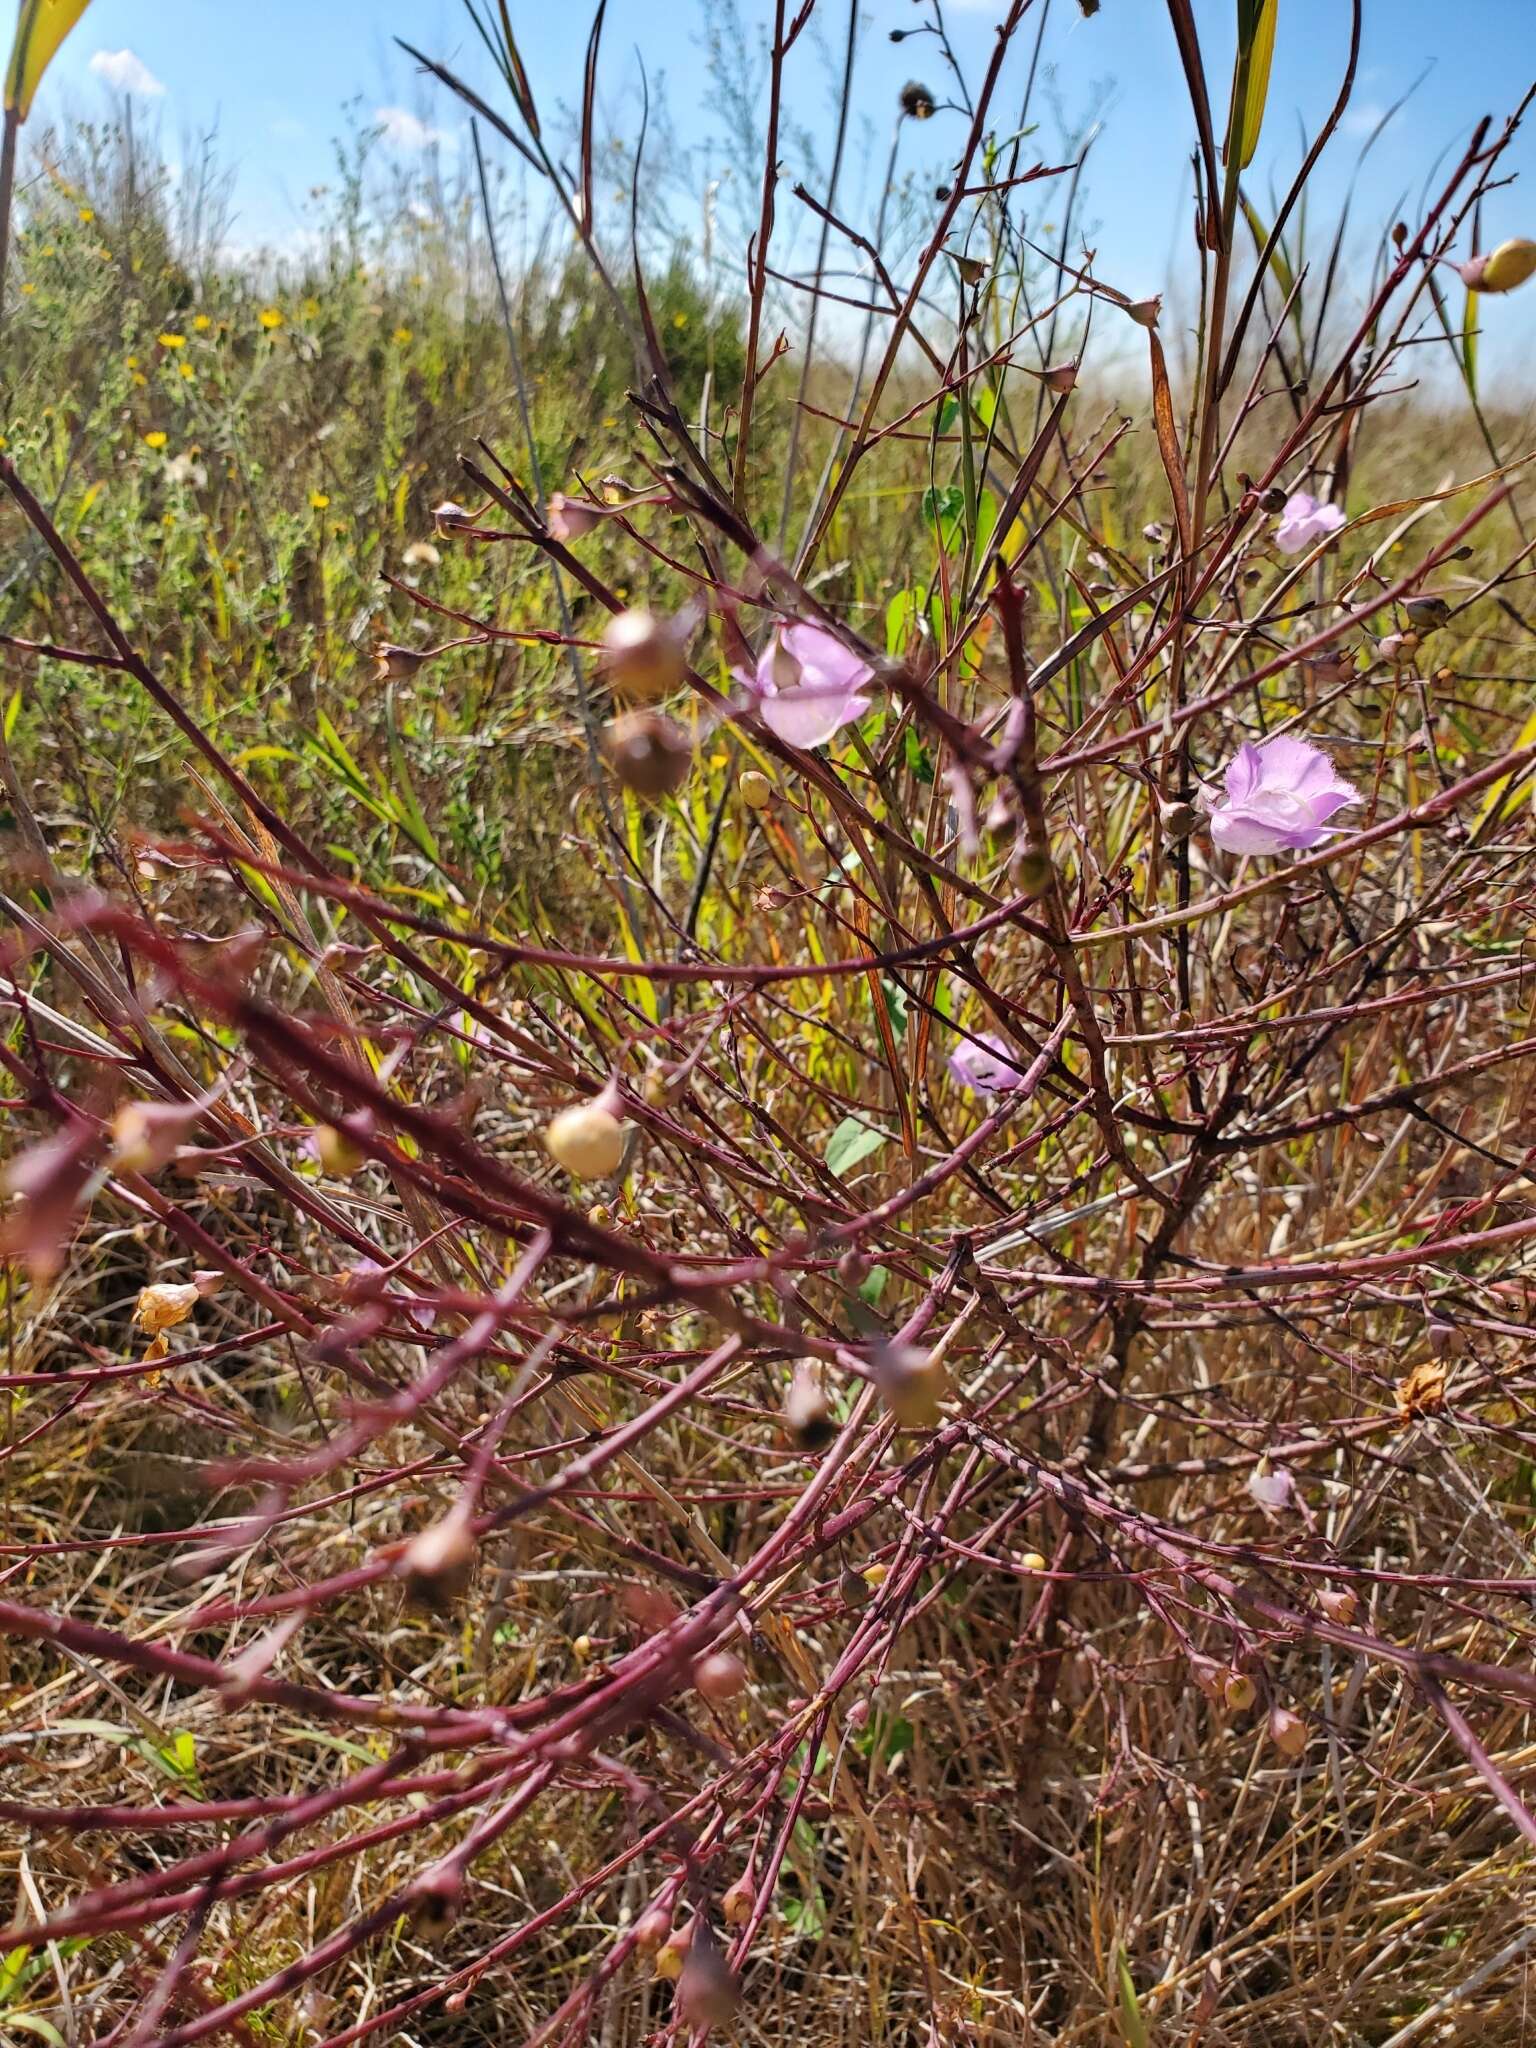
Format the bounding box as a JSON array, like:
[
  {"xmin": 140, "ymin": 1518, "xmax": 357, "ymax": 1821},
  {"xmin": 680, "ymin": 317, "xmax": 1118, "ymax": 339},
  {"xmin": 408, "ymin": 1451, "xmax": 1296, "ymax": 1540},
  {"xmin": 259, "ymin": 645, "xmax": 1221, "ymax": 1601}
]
[
  {"xmin": 900, "ymin": 80, "xmax": 936, "ymax": 118},
  {"xmin": 132, "ymin": 1281, "xmax": 202, "ymax": 1334},
  {"xmin": 1273, "ymin": 490, "xmax": 1346, "ymax": 555},
  {"xmin": 1197, "ymin": 736, "xmax": 1360, "ymax": 857},
  {"xmin": 1458, "ymin": 236, "xmax": 1536, "ymax": 293},
  {"xmin": 432, "ymin": 499, "xmax": 473, "ymax": 535},
  {"xmin": 948, "ymin": 1032, "xmax": 1027, "ymax": 1095},
  {"xmin": 601, "ymin": 709, "xmax": 692, "ymax": 798},
  {"xmin": 164, "ymin": 452, "xmax": 207, "ymax": 488},
  {"xmin": 745, "ymin": 622, "xmax": 874, "ymax": 749},
  {"xmin": 401, "ymin": 539, "xmax": 441, "ymax": 568},
  {"xmin": 372, "ymin": 641, "xmax": 429, "ymax": 683},
  {"xmin": 1, "ymin": 1120, "xmax": 101, "ymax": 1285}
]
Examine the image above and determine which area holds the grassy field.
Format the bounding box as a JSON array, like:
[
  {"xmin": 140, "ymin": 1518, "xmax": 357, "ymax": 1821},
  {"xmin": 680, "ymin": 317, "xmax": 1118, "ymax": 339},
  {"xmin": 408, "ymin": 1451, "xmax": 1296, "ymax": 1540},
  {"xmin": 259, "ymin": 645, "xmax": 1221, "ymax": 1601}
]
[{"xmin": 3, "ymin": 5, "xmax": 1536, "ymax": 2046}]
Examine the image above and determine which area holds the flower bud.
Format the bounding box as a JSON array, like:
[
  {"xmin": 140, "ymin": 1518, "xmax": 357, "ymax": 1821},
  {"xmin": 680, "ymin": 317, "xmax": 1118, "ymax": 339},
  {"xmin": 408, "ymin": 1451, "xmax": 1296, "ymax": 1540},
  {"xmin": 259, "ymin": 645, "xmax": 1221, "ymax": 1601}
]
[
  {"xmin": 545, "ymin": 1101, "xmax": 625, "ymax": 1179},
  {"xmin": 601, "ymin": 607, "xmax": 687, "ymax": 703},
  {"xmin": 1267, "ymin": 1704, "xmax": 1307, "ymax": 1758},
  {"xmin": 432, "ymin": 499, "xmax": 473, "ymax": 535},
  {"xmin": 1223, "ymin": 1671, "xmax": 1255, "ymax": 1712},
  {"xmin": 548, "ymin": 491, "xmax": 602, "ymax": 542},
  {"xmin": 372, "ymin": 641, "xmax": 430, "ymax": 683},
  {"xmin": 1317, "ymin": 1588, "xmax": 1358, "ymax": 1627},
  {"xmin": 875, "ymin": 1342, "xmax": 948, "ymax": 1428},
  {"xmin": 784, "ymin": 1362, "xmax": 837, "ymax": 1452},
  {"xmin": 722, "ymin": 1872, "xmax": 755, "ymax": 1928},
  {"xmin": 601, "ymin": 710, "xmax": 692, "ymax": 799},
  {"xmin": 1019, "ymin": 1551, "xmax": 1047, "ymax": 1573},
  {"xmin": 1402, "ymin": 595, "xmax": 1450, "ymax": 629},
  {"xmin": 692, "ymin": 1649, "xmax": 748, "ymax": 1703},
  {"xmin": 653, "ymin": 1918, "xmax": 692, "ymax": 1980},
  {"xmin": 633, "ymin": 1905, "xmax": 673, "ymax": 1955},
  {"xmin": 1125, "ymin": 296, "xmax": 1162, "ymax": 329},
  {"xmin": 1460, "ymin": 236, "xmax": 1536, "ymax": 293},
  {"xmin": 738, "ymin": 768, "xmax": 774, "ymax": 810}
]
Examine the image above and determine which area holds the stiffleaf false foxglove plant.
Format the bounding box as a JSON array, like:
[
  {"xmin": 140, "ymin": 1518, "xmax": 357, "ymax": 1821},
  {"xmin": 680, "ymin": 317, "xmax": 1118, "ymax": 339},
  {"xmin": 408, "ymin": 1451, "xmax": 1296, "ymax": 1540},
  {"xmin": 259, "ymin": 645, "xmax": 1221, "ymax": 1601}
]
[
  {"xmin": 1198, "ymin": 736, "xmax": 1359, "ymax": 857},
  {"xmin": 744, "ymin": 622, "xmax": 874, "ymax": 749},
  {"xmin": 1273, "ymin": 491, "xmax": 1346, "ymax": 555}
]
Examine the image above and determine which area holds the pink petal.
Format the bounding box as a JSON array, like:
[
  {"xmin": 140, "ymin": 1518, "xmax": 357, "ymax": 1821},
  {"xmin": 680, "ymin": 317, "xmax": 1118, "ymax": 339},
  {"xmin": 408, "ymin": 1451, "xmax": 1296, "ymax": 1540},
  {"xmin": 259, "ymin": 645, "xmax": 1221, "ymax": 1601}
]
[
  {"xmin": 1223, "ymin": 742, "xmax": 1265, "ymax": 803},
  {"xmin": 760, "ymin": 686, "xmax": 870, "ymax": 750},
  {"xmin": 780, "ymin": 622, "xmax": 874, "ymax": 697}
]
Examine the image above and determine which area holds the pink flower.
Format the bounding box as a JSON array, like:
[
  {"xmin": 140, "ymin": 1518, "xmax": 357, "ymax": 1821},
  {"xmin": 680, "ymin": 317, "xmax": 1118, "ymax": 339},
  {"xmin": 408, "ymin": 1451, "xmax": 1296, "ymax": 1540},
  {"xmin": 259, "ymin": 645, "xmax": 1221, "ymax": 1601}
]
[
  {"xmin": 1273, "ymin": 491, "xmax": 1346, "ymax": 555},
  {"xmin": 1198, "ymin": 736, "xmax": 1359, "ymax": 857},
  {"xmin": 948, "ymin": 1032, "xmax": 1027, "ymax": 1095},
  {"xmin": 745, "ymin": 622, "xmax": 873, "ymax": 749}
]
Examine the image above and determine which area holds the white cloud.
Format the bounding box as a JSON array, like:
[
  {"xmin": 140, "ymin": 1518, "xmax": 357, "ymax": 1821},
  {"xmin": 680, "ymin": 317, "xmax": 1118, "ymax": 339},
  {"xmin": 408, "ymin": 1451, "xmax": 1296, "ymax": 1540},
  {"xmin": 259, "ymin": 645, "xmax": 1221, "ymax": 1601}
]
[
  {"xmin": 89, "ymin": 48, "xmax": 166, "ymax": 97},
  {"xmin": 1342, "ymin": 104, "xmax": 1390, "ymax": 136},
  {"xmin": 374, "ymin": 106, "xmax": 456, "ymax": 153}
]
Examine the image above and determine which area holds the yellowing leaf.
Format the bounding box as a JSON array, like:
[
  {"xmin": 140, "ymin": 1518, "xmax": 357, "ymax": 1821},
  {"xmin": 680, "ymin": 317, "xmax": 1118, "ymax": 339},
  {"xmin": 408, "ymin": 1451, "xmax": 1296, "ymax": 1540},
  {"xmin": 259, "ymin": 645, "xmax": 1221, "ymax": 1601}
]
[
  {"xmin": 5, "ymin": 0, "xmax": 95, "ymax": 121},
  {"xmin": 1229, "ymin": 0, "xmax": 1277, "ymax": 171}
]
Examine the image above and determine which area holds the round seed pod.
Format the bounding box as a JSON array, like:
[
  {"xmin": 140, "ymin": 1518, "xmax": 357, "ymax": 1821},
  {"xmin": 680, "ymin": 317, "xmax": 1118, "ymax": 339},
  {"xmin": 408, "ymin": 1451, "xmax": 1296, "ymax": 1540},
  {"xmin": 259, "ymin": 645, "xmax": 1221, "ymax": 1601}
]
[
  {"xmin": 1317, "ymin": 1588, "xmax": 1358, "ymax": 1627},
  {"xmin": 399, "ymin": 1511, "xmax": 476, "ymax": 1611},
  {"xmin": 739, "ymin": 768, "xmax": 774, "ymax": 809},
  {"xmin": 653, "ymin": 1919, "xmax": 692, "ymax": 1982},
  {"xmin": 722, "ymin": 1872, "xmax": 755, "ymax": 1928},
  {"xmin": 1019, "ymin": 1551, "xmax": 1047, "ymax": 1573},
  {"xmin": 1224, "ymin": 1671, "xmax": 1255, "ymax": 1712},
  {"xmin": 602, "ymin": 608, "xmax": 686, "ymax": 703},
  {"xmin": 545, "ymin": 1102, "xmax": 625, "ymax": 1179},
  {"xmin": 602, "ymin": 710, "xmax": 692, "ymax": 799},
  {"xmin": 633, "ymin": 1904, "xmax": 673, "ymax": 1955},
  {"xmin": 692, "ymin": 1649, "xmax": 748, "ymax": 1703},
  {"xmin": 678, "ymin": 1943, "xmax": 741, "ymax": 2028},
  {"xmin": 875, "ymin": 1343, "xmax": 948, "ymax": 1429}
]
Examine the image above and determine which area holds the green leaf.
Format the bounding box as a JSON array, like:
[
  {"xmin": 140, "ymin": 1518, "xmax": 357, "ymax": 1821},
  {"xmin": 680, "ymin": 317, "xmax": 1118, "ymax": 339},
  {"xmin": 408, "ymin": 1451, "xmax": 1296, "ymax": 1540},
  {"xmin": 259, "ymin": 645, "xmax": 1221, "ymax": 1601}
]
[
  {"xmin": 858, "ymin": 1264, "xmax": 889, "ymax": 1305},
  {"xmin": 903, "ymin": 729, "xmax": 934, "ymax": 785},
  {"xmin": 1116, "ymin": 1947, "xmax": 1151, "ymax": 2048},
  {"xmin": 5, "ymin": 2017, "xmax": 67, "ymax": 2048},
  {"xmin": 879, "ymin": 976, "xmax": 910, "ymax": 1035},
  {"xmin": 1231, "ymin": 0, "xmax": 1277, "ymax": 170},
  {"xmin": 1463, "ymin": 288, "xmax": 1478, "ymax": 399},
  {"xmin": 825, "ymin": 1116, "xmax": 889, "ymax": 1177},
  {"xmin": 921, "ymin": 484, "xmax": 966, "ymax": 550},
  {"xmin": 885, "ymin": 588, "xmax": 918, "ymax": 658}
]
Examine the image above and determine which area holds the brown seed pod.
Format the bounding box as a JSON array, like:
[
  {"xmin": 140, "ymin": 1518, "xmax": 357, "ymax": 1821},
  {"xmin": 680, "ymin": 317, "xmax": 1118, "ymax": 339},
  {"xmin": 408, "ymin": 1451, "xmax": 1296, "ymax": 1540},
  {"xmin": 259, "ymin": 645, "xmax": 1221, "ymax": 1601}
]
[
  {"xmin": 692, "ymin": 1649, "xmax": 748, "ymax": 1703},
  {"xmin": 601, "ymin": 710, "xmax": 692, "ymax": 799},
  {"xmin": 783, "ymin": 1362, "xmax": 837, "ymax": 1451}
]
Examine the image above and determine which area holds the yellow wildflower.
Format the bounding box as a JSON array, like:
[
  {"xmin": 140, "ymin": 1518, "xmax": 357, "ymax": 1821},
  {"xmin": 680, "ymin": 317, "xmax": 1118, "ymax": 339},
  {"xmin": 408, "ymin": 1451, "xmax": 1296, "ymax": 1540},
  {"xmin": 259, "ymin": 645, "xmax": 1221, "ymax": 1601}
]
[
  {"xmin": 144, "ymin": 431, "xmax": 168, "ymax": 449},
  {"xmin": 158, "ymin": 331, "xmax": 186, "ymax": 349},
  {"xmin": 258, "ymin": 306, "xmax": 284, "ymax": 331}
]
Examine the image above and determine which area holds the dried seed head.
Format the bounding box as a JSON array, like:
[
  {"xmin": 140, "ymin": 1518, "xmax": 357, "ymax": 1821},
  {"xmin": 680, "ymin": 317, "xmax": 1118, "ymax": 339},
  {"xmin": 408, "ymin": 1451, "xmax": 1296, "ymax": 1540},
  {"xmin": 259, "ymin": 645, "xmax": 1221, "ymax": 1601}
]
[
  {"xmin": 692, "ymin": 1649, "xmax": 748, "ymax": 1703},
  {"xmin": 410, "ymin": 1860, "xmax": 464, "ymax": 1940},
  {"xmin": 601, "ymin": 607, "xmax": 687, "ymax": 703},
  {"xmin": 1158, "ymin": 797, "xmax": 1200, "ymax": 841},
  {"xmin": 1402, "ymin": 595, "xmax": 1451, "ymax": 629},
  {"xmin": 1125, "ymin": 296, "xmax": 1162, "ymax": 329},
  {"xmin": 1268, "ymin": 1704, "xmax": 1307, "ymax": 1758},
  {"xmin": 601, "ymin": 710, "xmax": 692, "ymax": 799},
  {"xmin": 399, "ymin": 1511, "xmax": 476, "ymax": 1611},
  {"xmin": 783, "ymin": 1362, "xmax": 837, "ymax": 1452},
  {"xmin": 840, "ymin": 1564, "xmax": 871, "ymax": 1608},
  {"xmin": 900, "ymin": 80, "xmax": 936, "ymax": 119},
  {"xmin": 545, "ymin": 1101, "xmax": 625, "ymax": 1180},
  {"xmin": 738, "ymin": 768, "xmax": 774, "ymax": 809},
  {"xmin": 432, "ymin": 499, "xmax": 473, "ymax": 534},
  {"xmin": 722, "ymin": 1872, "xmax": 755, "ymax": 1928}
]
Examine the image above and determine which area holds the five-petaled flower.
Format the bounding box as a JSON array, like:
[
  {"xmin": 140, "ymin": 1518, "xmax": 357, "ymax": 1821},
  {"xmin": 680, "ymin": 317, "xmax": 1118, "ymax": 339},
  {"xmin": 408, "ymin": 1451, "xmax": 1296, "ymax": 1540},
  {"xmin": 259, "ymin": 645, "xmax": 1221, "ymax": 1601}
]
[
  {"xmin": 1273, "ymin": 490, "xmax": 1346, "ymax": 556},
  {"xmin": 745, "ymin": 622, "xmax": 874, "ymax": 749},
  {"xmin": 948, "ymin": 1032, "xmax": 1027, "ymax": 1095},
  {"xmin": 1198, "ymin": 736, "xmax": 1359, "ymax": 856}
]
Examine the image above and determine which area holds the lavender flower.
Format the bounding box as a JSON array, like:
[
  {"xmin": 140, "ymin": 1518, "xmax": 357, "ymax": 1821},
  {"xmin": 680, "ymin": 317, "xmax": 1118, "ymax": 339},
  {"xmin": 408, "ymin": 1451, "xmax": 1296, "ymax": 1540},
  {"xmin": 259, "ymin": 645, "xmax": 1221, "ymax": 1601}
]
[
  {"xmin": 1198, "ymin": 736, "xmax": 1360, "ymax": 857},
  {"xmin": 1273, "ymin": 491, "xmax": 1346, "ymax": 556},
  {"xmin": 948, "ymin": 1032, "xmax": 1027, "ymax": 1095},
  {"xmin": 746, "ymin": 623, "xmax": 874, "ymax": 749}
]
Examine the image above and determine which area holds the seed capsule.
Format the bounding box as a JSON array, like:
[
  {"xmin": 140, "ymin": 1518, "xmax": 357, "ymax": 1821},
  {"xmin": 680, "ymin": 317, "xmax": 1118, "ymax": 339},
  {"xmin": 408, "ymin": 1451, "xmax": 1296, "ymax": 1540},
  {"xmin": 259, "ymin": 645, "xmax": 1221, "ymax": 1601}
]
[
  {"xmin": 722, "ymin": 1872, "xmax": 755, "ymax": 1928},
  {"xmin": 602, "ymin": 710, "xmax": 692, "ymax": 798},
  {"xmin": 678, "ymin": 1943, "xmax": 741, "ymax": 2027},
  {"xmin": 1224, "ymin": 1672, "xmax": 1255, "ymax": 1712},
  {"xmin": 545, "ymin": 1102, "xmax": 625, "ymax": 1179},
  {"xmin": 692, "ymin": 1649, "xmax": 748, "ymax": 1703},
  {"xmin": 1317, "ymin": 1588, "xmax": 1358, "ymax": 1627},
  {"xmin": 601, "ymin": 607, "xmax": 686, "ymax": 703},
  {"xmin": 875, "ymin": 1342, "xmax": 948, "ymax": 1428},
  {"xmin": 399, "ymin": 1511, "xmax": 476, "ymax": 1610},
  {"xmin": 739, "ymin": 768, "xmax": 774, "ymax": 809},
  {"xmin": 1268, "ymin": 1705, "xmax": 1307, "ymax": 1758},
  {"xmin": 633, "ymin": 1904, "xmax": 673, "ymax": 1955}
]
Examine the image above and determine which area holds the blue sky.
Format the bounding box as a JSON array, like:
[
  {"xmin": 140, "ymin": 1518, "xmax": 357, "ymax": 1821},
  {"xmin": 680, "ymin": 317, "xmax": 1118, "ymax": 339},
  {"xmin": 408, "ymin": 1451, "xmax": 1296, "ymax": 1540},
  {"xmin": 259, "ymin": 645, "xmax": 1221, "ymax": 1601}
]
[{"xmin": 27, "ymin": 0, "xmax": 1536, "ymax": 369}]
